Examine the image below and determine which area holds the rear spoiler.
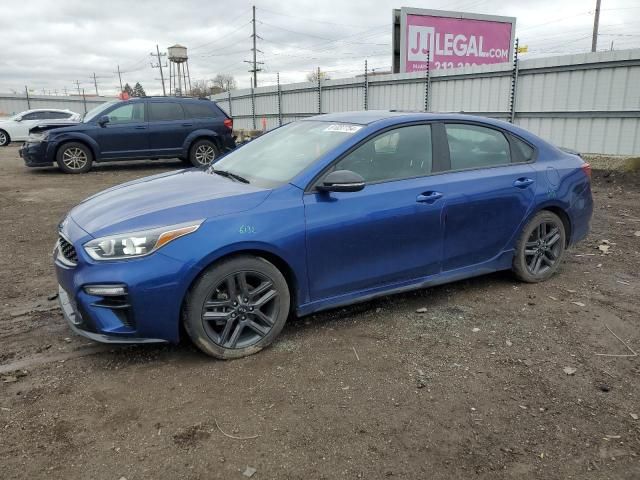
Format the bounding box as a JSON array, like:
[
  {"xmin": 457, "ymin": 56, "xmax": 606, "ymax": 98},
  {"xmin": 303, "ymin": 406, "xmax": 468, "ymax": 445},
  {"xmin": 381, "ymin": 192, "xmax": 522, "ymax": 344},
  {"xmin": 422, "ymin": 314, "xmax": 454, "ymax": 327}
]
[{"xmin": 559, "ymin": 146, "xmax": 582, "ymax": 158}]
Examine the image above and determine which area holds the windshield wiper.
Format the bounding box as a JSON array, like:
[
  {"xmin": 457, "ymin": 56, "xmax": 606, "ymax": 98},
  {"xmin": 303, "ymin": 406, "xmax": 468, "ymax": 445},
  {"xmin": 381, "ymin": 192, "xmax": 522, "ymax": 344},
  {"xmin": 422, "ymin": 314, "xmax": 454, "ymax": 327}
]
[{"xmin": 211, "ymin": 168, "xmax": 250, "ymax": 184}]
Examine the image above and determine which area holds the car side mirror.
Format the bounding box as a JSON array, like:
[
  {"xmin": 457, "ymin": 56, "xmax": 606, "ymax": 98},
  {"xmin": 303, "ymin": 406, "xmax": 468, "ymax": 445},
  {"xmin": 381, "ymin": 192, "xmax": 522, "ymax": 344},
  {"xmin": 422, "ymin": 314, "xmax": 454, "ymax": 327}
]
[
  {"xmin": 14, "ymin": 117, "xmax": 22, "ymax": 122},
  {"xmin": 98, "ymin": 115, "xmax": 110, "ymax": 127},
  {"xmin": 317, "ymin": 170, "xmax": 365, "ymax": 193}
]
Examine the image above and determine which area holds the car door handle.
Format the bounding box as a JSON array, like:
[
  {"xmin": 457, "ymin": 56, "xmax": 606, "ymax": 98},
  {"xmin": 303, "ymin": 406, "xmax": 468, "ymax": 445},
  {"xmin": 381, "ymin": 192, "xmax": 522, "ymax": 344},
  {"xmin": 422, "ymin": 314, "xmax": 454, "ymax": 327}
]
[
  {"xmin": 513, "ymin": 177, "xmax": 534, "ymax": 188},
  {"xmin": 182, "ymin": 123, "xmax": 193, "ymax": 127},
  {"xmin": 416, "ymin": 191, "xmax": 443, "ymax": 204},
  {"xmin": 134, "ymin": 125, "xmax": 147, "ymax": 130}
]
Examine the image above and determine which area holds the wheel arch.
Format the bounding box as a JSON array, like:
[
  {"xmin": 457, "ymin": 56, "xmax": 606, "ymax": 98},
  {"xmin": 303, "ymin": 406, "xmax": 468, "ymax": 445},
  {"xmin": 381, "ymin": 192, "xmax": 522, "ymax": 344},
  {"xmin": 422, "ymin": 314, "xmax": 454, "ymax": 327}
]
[
  {"xmin": 527, "ymin": 202, "xmax": 572, "ymax": 247},
  {"xmin": 184, "ymin": 130, "xmax": 222, "ymax": 155},
  {"xmin": 178, "ymin": 246, "xmax": 300, "ymax": 340},
  {"xmin": 54, "ymin": 135, "xmax": 99, "ymax": 162},
  {"xmin": 0, "ymin": 128, "xmax": 11, "ymax": 145}
]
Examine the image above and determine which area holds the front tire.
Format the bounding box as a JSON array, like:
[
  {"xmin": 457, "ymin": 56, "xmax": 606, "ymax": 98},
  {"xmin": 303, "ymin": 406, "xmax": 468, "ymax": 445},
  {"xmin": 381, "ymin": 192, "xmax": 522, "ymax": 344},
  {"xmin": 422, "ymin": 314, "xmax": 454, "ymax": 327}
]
[
  {"xmin": 513, "ymin": 211, "xmax": 566, "ymax": 283},
  {"xmin": 0, "ymin": 130, "xmax": 9, "ymax": 146},
  {"xmin": 183, "ymin": 256, "xmax": 290, "ymax": 359},
  {"xmin": 56, "ymin": 142, "xmax": 93, "ymax": 174},
  {"xmin": 189, "ymin": 139, "xmax": 218, "ymax": 168}
]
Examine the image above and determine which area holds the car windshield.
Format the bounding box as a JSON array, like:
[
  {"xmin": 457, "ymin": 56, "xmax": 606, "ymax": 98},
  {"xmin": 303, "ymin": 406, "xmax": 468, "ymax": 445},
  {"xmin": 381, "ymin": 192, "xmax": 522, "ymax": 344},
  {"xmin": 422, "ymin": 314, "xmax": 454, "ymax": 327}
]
[
  {"xmin": 83, "ymin": 101, "xmax": 118, "ymax": 123},
  {"xmin": 210, "ymin": 121, "xmax": 362, "ymax": 186}
]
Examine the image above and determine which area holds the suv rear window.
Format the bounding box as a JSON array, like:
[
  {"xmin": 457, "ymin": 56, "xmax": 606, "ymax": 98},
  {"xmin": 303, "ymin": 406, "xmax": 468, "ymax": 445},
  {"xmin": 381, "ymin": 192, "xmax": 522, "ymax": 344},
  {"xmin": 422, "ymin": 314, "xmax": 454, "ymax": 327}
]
[
  {"xmin": 149, "ymin": 102, "xmax": 185, "ymax": 122},
  {"xmin": 184, "ymin": 102, "xmax": 217, "ymax": 119}
]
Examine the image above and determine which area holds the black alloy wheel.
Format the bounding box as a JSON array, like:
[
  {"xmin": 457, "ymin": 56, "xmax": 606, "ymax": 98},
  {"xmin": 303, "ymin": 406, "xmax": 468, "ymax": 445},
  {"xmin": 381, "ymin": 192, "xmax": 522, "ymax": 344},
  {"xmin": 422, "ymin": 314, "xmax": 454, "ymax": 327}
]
[
  {"xmin": 513, "ymin": 211, "xmax": 566, "ymax": 283},
  {"xmin": 184, "ymin": 256, "xmax": 290, "ymax": 359}
]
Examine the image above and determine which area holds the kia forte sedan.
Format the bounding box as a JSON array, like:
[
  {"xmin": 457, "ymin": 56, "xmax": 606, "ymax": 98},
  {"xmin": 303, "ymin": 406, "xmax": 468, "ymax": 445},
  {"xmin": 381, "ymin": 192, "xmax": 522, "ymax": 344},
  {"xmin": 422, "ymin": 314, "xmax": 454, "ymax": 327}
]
[{"xmin": 55, "ymin": 111, "xmax": 593, "ymax": 359}]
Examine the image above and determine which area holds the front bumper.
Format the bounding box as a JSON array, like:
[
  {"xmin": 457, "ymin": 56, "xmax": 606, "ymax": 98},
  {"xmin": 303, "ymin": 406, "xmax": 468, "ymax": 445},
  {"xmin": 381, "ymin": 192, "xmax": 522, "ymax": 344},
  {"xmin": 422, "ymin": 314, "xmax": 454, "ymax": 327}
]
[
  {"xmin": 54, "ymin": 228, "xmax": 191, "ymax": 344},
  {"xmin": 20, "ymin": 141, "xmax": 53, "ymax": 167},
  {"xmin": 58, "ymin": 286, "xmax": 167, "ymax": 344}
]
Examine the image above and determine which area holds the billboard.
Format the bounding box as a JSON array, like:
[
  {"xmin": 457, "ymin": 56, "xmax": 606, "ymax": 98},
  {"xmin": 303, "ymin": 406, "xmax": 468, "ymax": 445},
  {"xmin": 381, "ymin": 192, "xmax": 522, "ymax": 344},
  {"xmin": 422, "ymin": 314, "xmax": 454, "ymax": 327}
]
[{"xmin": 393, "ymin": 8, "xmax": 516, "ymax": 73}]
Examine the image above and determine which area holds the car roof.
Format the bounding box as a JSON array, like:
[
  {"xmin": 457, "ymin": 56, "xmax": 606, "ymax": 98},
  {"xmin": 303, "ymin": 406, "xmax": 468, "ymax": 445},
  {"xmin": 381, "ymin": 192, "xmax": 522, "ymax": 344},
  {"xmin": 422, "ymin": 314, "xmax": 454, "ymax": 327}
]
[
  {"xmin": 21, "ymin": 108, "xmax": 73, "ymax": 113},
  {"xmin": 305, "ymin": 110, "xmax": 515, "ymax": 126}
]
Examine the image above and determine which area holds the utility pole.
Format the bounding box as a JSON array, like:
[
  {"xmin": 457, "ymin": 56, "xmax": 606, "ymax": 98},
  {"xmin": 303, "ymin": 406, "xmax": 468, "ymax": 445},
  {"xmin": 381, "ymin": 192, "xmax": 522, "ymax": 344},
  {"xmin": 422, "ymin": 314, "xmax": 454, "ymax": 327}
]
[
  {"xmin": 115, "ymin": 65, "xmax": 123, "ymax": 92},
  {"xmin": 591, "ymin": 0, "xmax": 601, "ymax": 52},
  {"xmin": 91, "ymin": 72, "xmax": 99, "ymax": 96},
  {"xmin": 74, "ymin": 80, "xmax": 81, "ymax": 96},
  {"xmin": 244, "ymin": 5, "xmax": 263, "ymax": 88},
  {"xmin": 150, "ymin": 45, "xmax": 168, "ymax": 96}
]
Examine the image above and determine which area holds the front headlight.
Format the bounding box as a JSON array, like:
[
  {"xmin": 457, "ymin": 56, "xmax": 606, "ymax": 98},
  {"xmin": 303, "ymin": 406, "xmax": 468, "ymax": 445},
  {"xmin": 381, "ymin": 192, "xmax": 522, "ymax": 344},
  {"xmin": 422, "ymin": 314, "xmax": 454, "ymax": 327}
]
[
  {"xmin": 83, "ymin": 220, "xmax": 202, "ymax": 261},
  {"xmin": 28, "ymin": 131, "xmax": 49, "ymax": 143}
]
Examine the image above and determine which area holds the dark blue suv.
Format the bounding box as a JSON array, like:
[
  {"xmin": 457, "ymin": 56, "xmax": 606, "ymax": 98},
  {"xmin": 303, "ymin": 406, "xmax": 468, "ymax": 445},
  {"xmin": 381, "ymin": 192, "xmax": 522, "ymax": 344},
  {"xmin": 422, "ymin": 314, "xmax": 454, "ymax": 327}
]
[{"xmin": 20, "ymin": 97, "xmax": 235, "ymax": 173}]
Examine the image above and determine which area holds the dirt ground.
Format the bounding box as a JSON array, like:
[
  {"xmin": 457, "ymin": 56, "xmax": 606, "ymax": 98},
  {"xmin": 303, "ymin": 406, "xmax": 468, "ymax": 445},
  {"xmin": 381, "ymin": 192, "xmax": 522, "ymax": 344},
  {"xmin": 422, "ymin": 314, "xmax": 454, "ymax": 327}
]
[{"xmin": 0, "ymin": 145, "xmax": 639, "ymax": 480}]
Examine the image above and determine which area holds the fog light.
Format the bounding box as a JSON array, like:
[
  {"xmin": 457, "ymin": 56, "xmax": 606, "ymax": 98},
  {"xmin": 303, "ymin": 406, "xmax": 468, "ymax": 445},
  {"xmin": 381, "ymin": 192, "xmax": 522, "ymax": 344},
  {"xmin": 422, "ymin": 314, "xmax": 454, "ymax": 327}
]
[{"xmin": 84, "ymin": 285, "xmax": 127, "ymax": 296}]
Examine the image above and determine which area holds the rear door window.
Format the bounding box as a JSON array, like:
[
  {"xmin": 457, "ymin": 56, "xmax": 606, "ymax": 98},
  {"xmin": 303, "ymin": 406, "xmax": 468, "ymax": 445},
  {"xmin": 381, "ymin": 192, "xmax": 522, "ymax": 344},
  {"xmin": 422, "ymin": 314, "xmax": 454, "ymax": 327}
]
[
  {"xmin": 445, "ymin": 124, "xmax": 511, "ymax": 170},
  {"xmin": 149, "ymin": 102, "xmax": 185, "ymax": 122},
  {"xmin": 184, "ymin": 102, "xmax": 217, "ymax": 119},
  {"xmin": 46, "ymin": 111, "xmax": 72, "ymax": 119},
  {"xmin": 21, "ymin": 112, "xmax": 46, "ymax": 120},
  {"xmin": 510, "ymin": 135, "xmax": 535, "ymax": 162}
]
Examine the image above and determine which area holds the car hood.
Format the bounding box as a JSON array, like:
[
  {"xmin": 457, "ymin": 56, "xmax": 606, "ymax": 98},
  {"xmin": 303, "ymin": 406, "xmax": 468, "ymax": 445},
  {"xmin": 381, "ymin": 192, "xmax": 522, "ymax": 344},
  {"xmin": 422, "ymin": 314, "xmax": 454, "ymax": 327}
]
[
  {"xmin": 69, "ymin": 168, "xmax": 271, "ymax": 238},
  {"xmin": 30, "ymin": 121, "xmax": 81, "ymax": 134}
]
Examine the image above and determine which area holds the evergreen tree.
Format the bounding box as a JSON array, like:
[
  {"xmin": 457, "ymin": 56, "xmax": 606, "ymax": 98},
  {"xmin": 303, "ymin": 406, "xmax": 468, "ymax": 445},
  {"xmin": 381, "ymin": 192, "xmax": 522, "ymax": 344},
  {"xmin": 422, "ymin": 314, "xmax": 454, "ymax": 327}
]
[
  {"xmin": 132, "ymin": 82, "xmax": 146, "ymax": 97},
  {"xmin": 123, "ymin": 83, "xmax": 134, "ymax": 97}
]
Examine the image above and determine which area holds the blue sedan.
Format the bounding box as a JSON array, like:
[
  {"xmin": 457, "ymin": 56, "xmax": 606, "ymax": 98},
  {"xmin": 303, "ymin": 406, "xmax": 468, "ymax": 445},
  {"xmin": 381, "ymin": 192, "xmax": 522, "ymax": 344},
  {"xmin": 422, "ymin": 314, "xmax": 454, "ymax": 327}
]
[{"xmin": 54, "ymin": 111, "xmax": 593, "ymax": 359}]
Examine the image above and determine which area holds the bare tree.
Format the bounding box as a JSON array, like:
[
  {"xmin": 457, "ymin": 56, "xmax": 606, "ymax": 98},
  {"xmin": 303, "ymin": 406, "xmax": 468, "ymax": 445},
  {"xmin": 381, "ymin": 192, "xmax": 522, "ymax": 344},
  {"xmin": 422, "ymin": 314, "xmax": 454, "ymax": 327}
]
[
  {"xmin": 306, "ymin": 69, "xmax": 331, "ymax": 82},
  {"xmin": 190, "ymin": 80, "xmax": 212, "ymax": 98},
  {"xmin": 212, "ymin": 74, "xmax": 237, "ymax": 92}
]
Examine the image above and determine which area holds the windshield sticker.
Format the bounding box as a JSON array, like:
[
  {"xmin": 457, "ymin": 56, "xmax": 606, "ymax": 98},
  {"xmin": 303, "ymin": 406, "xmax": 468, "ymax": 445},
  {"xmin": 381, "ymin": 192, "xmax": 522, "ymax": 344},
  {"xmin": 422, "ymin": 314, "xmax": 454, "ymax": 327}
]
[{"xmin": 324, "ymin": 124, "xmax": 363, "ymax": 133}]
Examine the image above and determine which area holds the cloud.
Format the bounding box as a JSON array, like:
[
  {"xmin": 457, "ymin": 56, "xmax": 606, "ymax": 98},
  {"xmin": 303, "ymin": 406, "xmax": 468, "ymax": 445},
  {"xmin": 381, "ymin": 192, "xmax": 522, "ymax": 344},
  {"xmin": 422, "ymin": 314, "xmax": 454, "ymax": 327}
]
[{"xmin": 0, "ymin": 0, "xmax": 637, "ymax": 95}]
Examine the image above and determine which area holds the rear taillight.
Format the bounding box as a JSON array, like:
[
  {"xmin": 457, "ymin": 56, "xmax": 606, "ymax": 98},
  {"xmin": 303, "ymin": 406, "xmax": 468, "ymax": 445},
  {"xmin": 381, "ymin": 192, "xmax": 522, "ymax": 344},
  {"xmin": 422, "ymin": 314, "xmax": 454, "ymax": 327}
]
[
  {"xmin": 581, "ymin": 162, "xmax": 592, "ymax": 179},
  {"xmin": 223, "ymin": 118, "xmax": 233, "ymax": 130}
]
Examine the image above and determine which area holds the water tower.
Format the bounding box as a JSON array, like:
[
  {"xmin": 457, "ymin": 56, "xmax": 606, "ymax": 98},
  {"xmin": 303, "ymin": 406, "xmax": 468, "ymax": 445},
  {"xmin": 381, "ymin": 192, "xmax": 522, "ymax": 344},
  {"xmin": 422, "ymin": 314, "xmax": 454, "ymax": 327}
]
[{"xmin": 168, "ymin": 44, "xmax": 192, "ymax": 96}]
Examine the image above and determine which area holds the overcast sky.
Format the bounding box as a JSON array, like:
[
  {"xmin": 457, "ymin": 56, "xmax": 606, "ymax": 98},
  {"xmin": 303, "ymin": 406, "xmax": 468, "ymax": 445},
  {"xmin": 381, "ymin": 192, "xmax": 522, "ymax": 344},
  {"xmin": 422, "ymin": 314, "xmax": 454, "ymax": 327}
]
[{"xmin": 1, "ymin": 0, "xmax": 638, "ymax": 96}]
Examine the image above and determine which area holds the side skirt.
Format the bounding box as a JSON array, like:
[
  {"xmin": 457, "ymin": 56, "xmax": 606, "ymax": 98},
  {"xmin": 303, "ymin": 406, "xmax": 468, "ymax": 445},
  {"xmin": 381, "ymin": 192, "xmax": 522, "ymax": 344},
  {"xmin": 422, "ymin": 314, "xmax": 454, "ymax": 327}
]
[{"xmin": 296, "ymin": 249, "xmax": 515, "ymax": 317}]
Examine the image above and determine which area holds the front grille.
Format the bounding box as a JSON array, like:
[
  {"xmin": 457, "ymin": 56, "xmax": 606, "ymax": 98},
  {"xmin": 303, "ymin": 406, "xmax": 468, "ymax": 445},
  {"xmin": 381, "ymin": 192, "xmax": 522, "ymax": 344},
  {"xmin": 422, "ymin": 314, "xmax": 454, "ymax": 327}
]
[{"xmin": 58, "ymin": 236, "xmax": 78, "ymax": 264}]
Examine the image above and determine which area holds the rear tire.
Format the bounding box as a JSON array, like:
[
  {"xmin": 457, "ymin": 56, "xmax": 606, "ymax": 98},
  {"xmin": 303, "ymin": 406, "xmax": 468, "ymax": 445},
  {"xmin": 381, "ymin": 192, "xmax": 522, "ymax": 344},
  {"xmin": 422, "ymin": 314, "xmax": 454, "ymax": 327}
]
[
  {"xmin": 0, "ymin": 130, "xmax": 9, "ymax": 146},
  {"xmin": 189, "ymin": 139, "xmax": 218, "ymax": 168},
  {"xmin": 183, "ymin": 256, "xmax": 290, "ymax": 359},
  {"xmin": 513, "ymin": 211, "xmax": 566, "ymax": 283},
  {"xmin": 56, "ymin": 142, "xmax": 93, "ymax": 174}
]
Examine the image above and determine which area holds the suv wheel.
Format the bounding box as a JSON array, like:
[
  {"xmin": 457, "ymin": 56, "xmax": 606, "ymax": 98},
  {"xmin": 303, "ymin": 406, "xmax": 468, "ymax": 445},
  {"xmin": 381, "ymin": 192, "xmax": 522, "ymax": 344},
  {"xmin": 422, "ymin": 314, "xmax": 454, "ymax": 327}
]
[
  {"xmin": 183, "ymin": 255, "xmax": 290, "ymax": 359},
  {"xmin": 56, "ymin": 142, "xmax": 93, "ymax": 174},
  {"xmin": 189, "ymin": 139, "xmax": 218, "ymax": 168},
  {"xmin": 0, "ymin": 130, "xmax": 9, "ymax": 146}
]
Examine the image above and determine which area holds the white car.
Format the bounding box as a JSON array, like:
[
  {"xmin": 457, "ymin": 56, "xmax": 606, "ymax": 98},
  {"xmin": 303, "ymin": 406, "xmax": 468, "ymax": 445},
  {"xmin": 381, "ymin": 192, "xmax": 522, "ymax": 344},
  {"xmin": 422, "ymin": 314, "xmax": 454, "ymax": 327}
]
[{"xmin": 0, "ymin": 109, "xmax": 81, "ymax": 146}]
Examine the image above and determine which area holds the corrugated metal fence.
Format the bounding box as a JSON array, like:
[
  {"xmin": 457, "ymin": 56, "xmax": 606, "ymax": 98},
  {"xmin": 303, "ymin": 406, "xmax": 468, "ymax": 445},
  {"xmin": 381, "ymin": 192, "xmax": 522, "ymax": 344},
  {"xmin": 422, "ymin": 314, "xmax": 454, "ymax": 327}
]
[
  {"xmin": 212, "ymin": 49, "xmax": 640, "ymax": 155},
  {"xmin": 0, "ymin": 94, "xmax": 115, "ymax": 119}
]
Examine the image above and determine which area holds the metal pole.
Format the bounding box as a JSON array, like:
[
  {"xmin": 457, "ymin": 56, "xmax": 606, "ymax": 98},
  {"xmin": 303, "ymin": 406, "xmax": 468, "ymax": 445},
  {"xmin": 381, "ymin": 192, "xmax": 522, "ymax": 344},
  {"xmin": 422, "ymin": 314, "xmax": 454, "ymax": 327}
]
[
  {"xmin": 186, "ymin": 60, "xmax": 192, "ymax": 94},
  {"xmin": 317, "ymin": 67, "xmax": 322, "ymax": 114},
  {"xmin": 591, "ymin": 0, "xmax": 602, "ymax": 52},
  {"xmin": 82, "ymin": 88, "xmax": 87, "ymax": 114},
  {"xmin": 227, "ymin": 89, "xmax": 233, "ymax": 117},
  {"xmin": 509, "ymin": 38, "xmax": 520, "ymax": 124},
  {"xmin": 177, "ymin": 63, "xmax": 182, "ymax": 96},
  {"xmin": 156, "ymin": 45, "xmax": 167, "ymax": 96},
  {"xmin": 364, "ymin": 60, "xmax": 368, "ymax": 111},
  {"xmin": 252, "ymin": 5, "xmax": 258, "ymax": 88},
  {"xmin": 424, "ymin": 50, "xmax": 431, "ymax": 112},
  {"xmin": 116, "ymin": 65, "xmax": 123, "ymax": 92},
  {"xmin": 24, "ymin": 86, "xmax": 30, "ymax": 109},
  {"xmin": 92, "ymin": 72, "xmax": 99, "ymax": 96},
  {"xmin": 251, "ymin": 78, "xmax": 256, "ymax": 130},
  {"xmin": 277, "ymin": 72, "xmax": 282, "ymax": 126}
]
